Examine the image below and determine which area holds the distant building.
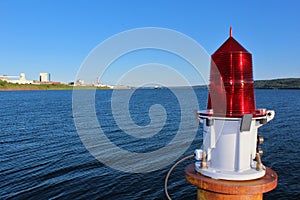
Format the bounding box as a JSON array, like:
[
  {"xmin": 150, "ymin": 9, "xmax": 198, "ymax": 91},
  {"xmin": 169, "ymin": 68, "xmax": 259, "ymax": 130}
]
[
  {"xmin": 20, "ymin": 73, "xmax": 26, "ymax": 81},
  {"xmin": 76, "ymin": 79, "xmax": 84, "ymax": 85},
  {"xmin": 3, "ymin": 73, "xmax": 33, "ymax": 84},
  {"xmin": 96, "ymin": 83, "xmax": 114, "ymax": 89},
  {"xmin": 68, "ymin": 79, "xmax": 85, "ymax": 86},
  {"xmin": 40, "ymin": 73, "xmax": 50, "ymax": 82},
  {"xmin": 0, "ymin": 75, "xmax": 9, "ymax": 81}
]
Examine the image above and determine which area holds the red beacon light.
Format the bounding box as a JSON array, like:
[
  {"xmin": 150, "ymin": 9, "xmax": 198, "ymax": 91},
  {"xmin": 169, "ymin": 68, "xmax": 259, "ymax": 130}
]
[
  {"xmin": 195, "ymin": 28, "xmax": 275, "ymax": 180},
  {"xmin": 207, "ymin": 27, "xmax": 257, "ymax": 117}
]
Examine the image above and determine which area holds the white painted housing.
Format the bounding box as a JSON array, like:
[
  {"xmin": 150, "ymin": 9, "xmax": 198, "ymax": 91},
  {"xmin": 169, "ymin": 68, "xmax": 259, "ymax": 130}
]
[{"xmin": 195, "ymin": 110, "xmax": 275, "ymax": 180}]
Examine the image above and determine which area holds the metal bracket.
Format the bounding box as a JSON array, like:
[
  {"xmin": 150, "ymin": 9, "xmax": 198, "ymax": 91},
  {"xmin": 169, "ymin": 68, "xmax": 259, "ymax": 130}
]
[{"xmin": 240, "ymin": 114, "xmax": 253, "ymax": 131}]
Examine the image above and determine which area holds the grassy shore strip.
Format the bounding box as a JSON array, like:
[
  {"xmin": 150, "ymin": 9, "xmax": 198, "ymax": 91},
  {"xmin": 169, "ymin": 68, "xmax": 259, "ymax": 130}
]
[{"xmin": 0, "ymin": 80, "xmax": 112, "ymax": 91}]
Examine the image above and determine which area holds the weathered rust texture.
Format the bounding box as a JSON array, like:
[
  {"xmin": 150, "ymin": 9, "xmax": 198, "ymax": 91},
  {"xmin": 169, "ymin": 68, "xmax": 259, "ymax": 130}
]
[{"xmin": 185, "ymin": 164, "xmax": 277, "ymax": 200}]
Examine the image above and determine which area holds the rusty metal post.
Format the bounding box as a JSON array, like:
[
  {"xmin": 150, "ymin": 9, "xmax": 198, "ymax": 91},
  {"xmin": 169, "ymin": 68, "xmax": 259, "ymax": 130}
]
[{"xmin": 185, "ymin": 164, "xmax": 277, "ymax": 200}]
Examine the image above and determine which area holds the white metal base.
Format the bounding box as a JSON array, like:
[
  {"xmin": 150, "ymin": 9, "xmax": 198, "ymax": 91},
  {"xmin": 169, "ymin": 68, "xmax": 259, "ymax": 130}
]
[{"xmin": 195, "ymin": 161, "xmax": 266, "ymax": 180}]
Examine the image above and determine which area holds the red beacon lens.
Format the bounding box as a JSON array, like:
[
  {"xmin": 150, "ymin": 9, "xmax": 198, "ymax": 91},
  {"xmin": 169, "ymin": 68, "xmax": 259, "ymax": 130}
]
[{"xmin": 207, "ymin": 28, "xmax": 256, "ymax": 117}]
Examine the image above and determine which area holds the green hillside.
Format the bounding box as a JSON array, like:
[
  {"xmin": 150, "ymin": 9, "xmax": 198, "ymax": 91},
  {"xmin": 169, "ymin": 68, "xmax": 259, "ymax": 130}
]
[{"xmin": 254, "ymin": 78, "xmax": 300, "ymax": 89}]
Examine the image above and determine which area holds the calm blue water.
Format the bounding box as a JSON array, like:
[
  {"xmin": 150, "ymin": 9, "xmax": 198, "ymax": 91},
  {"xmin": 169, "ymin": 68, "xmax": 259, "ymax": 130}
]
[{"xmin": 0, "ymin": 89, "xmax": 299, "ymax": 199}]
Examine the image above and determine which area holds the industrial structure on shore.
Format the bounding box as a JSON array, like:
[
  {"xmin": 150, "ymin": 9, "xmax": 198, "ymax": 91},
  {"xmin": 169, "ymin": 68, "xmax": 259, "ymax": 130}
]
[
  {"xmin": 0, "ymin": 72, "xmax": 53, "ymax": 84},
  {"xmin": 0, "ymin": 73, "xmax": 119, "ymax": 89}
]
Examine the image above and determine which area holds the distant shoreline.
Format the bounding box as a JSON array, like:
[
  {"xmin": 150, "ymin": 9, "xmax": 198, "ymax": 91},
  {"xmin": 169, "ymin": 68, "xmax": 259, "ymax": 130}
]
[
  {"xmin": 0, "ymin": 79, "xmax": 113, "ymax": 91},
  {"xmin": 0, "ymin": 88, "xmax": 72, "ymax": 91},
  {"xmin": 0, "ymin": 87, "xmax": 112, "ymax": 91},
  {"xmin": 0, "ymin": 78, "xmax": 299, "ymax": 91},
  {"xmin": 192, "ymin": 78, "xmax": 300, "ymax": 90},
  {"xmin": 254, "ymin": 78, "xmax": 300, "ymax": 89}
]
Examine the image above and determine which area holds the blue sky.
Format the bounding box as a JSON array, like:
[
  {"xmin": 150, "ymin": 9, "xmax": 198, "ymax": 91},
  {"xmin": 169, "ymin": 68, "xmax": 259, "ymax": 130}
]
[{"xmin": 0, "ymin": 0, "xmax": 299, "ymax": 85}]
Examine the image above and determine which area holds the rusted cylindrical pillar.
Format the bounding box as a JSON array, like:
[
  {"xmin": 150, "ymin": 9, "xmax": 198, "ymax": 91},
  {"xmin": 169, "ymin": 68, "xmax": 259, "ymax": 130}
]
[{"xmin": 185, "ymin": 164, "xmax": 277, "ymax": 200}]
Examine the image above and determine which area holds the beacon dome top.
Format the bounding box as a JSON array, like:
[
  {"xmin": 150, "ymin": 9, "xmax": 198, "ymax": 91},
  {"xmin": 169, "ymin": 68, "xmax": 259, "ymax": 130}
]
[{"xmin": 213, "ymin": 27, "xmax": 249, "ymax": 55}]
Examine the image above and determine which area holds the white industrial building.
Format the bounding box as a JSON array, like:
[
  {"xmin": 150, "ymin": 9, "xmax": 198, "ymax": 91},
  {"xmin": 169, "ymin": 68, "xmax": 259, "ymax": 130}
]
[
  {"xmin": 39, "ymin": 73, "xmax": 50, "ymax": 82},
  {"xmin": 0, "ymin": 73, "xmax": 33, "ymax": 84}
]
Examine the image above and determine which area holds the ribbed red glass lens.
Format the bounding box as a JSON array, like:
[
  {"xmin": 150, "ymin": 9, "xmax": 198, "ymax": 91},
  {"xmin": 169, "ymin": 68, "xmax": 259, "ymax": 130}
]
[{"xmin": 207, "ymin": 36, "xmax": 256, "ymax": 117}]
